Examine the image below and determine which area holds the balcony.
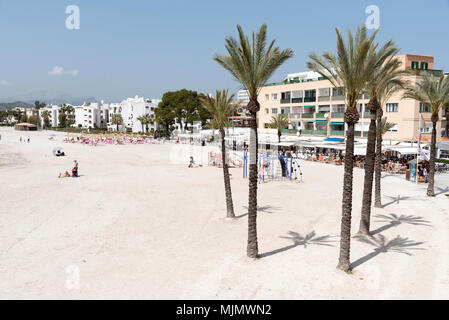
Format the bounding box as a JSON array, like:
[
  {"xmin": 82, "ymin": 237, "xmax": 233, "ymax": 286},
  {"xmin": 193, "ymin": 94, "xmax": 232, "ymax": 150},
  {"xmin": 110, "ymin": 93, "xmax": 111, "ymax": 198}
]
[
  {"xmin": 318, "ymin": 96, "xmax": 330, "ymax": 102},
  {"xmin": 302, "ymin": 113, "xmax": 314, "ymax": 119},
  {"xmin": 302, "ymin": 129, "xmax": 327, "ymax": 136},
  {"xmin": 289, "ymin": 113, "xmax": 301, "ymax": 119},
  {"xmin": 280, "ymin": 98, "xmax": 291, "ymax": 104},
  {"xmin": 330, "ymin": 130, "xmax": 345, "ymax": 136},
  {"xmin": 292, "ymin": 98, "xmax": 303, "ymax": 103},
  {"xmin": 315, "ymin": 112, "xmax": 327, "ymax": 119},
  {"xmin": 281, "ymin": 129, "xmax": 298, "ymax": 134},
  {"xmin": 363, "ymin": 112, "xmax": 372, "ymax": 118},
  {"xmin": 331, "ymin": 112, "xmax": 345, "ymax": 118},
  {"xmin": 332, "ymin": 95, "xmax": 344, "ymax": 101},
  {"xmin": 304, "ymin": 97, "xmax": 316, "ymax": 102}
]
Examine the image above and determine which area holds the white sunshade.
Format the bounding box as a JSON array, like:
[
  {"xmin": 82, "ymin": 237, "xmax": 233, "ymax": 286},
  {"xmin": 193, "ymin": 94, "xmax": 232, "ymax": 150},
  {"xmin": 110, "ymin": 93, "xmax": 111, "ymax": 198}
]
[{"xmin": 385, "ymin": 147, "xmax": 419, "ymax": 154}]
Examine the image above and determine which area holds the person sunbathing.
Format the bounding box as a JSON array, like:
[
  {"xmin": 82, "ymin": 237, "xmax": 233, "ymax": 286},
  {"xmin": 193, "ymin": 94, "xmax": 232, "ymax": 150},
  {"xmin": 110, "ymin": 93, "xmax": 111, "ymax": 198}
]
[{"xmin": 58, "ymin": 171, "xmax": 71, "ymax": 178}]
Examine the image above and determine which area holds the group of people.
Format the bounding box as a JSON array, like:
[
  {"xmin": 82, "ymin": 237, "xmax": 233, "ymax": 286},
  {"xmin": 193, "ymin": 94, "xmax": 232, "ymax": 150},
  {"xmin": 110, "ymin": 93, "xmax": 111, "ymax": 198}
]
[
  {"xmin": 58, "ymin": 160, "xmax": 79, "ymax": 178},
  {"xmin": 19, "ymin": 136, "xmax": 30, "ymax": 143}
]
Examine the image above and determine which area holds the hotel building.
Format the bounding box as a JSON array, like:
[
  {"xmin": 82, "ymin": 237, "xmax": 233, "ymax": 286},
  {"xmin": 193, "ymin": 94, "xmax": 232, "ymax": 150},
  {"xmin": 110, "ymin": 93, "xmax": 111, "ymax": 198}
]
[{"xmin": 256, "ymin": 54, "xmax": 447, "ymax": 142}]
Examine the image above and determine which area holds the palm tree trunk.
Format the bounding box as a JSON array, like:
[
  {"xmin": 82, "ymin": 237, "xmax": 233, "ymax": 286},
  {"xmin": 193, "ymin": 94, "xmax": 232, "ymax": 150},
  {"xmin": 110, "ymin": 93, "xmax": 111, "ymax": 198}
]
[
  {"xmin": 220, "ymin": 128, "xmax": 235, "ymax": 218},
  {"xmin": 358, "ymin": 100, "xmax": 378, "ymax": 235},
  {"xmin": 427, "ymin": 117, "xmax": 438, "ymax": 197},
  {"xmin": 374, "ymin": 108, "xmax": 383, "ymax": 208},
  {"xmin": 337, "ymin": 116, "xmax": 356, "ymax": 272},
  {"xmin": 445, "ymin": 107, "xmax": 449, "ymax": 138},
  {"xmin": 247, "ymin": 110, "xmax": 259, "ymax": 258}
]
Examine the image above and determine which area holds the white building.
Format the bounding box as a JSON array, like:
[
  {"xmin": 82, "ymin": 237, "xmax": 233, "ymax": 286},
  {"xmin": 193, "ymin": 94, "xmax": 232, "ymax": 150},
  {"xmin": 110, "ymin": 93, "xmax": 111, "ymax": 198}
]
[
  {"xmin": 107, "ymin": 96, "xmax": 159, "ymax": 133},
  {"xmin": 38, "ymin": 104, "xmax": 61, "ymax": 127},
  {"xmin": 73, "ymin": 101, "xmax": 110, "ymax": 128}
]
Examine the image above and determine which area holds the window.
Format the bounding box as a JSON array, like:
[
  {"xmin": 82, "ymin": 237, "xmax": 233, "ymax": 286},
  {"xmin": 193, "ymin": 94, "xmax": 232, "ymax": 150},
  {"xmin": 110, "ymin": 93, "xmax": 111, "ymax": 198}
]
[
  {"xmin": 411, "ymin": 61, "xmax": 419, "ymax": 69},
  {"xmin": 420, "ymin": 124, "xmax": 432, "ymax": 133},
  {"xmin": 386, "ymin": 103, "xmax": 398, "ymax": 112},
  {"xmin": 420, "ymin": 62, "xmax": 428, "ymax": 70},
  {"xmin": 272, "ymin": 108, "xmax": 278, "ymax": 114},
  {"xmin": 272, "ymin": 93, "xmax": 278, "ymax": 100},
  {"xmin": 265, "ymin": 108, "xmax": 269, "ymax": 114},
  {"xmin": 419, "ymin": 103, "xmax": 431, "ymax": 113},
  {"xmin": 281, "ymin": 92, "xmax": 291, "ymax": 100},
  {"xmin": 332, "ymin": 87, "xmax": 345, "ymax": 96},
  {"xmin": 265, "ymin": 94, "xmax": 269, "ymax": 101}
]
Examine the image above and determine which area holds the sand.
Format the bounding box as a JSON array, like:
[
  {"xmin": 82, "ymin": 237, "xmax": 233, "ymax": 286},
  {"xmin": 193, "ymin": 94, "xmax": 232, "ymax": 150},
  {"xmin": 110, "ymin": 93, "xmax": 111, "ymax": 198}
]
[{"xmin": 1, "ymin": 127, "xmax": 448, "ymax": 299}]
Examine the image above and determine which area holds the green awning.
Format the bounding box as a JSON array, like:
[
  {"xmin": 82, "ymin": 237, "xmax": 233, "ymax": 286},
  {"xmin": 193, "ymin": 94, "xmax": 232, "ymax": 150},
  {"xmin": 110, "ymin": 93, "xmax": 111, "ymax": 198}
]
[
  {"xmin": 315, "ymin": 120, "xmax": 327, "ymax": 122},
  {"xmin": 304, "ymin": 105, "xmax": 316, "ymax": 108},
  {"xmin": 330, "ymin": 122, "xmax": 344, "ymax": 125}
]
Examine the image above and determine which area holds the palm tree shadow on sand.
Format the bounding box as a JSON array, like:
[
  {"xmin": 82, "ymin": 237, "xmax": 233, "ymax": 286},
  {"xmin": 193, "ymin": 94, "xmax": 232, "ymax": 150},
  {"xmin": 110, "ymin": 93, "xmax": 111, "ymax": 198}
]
[
  {"xmin": 259, "ymin": 231, "xmax": 337, "ymax": 258},
  {"xmin": 435, "ymin": 186, "xmax": 449, "ymax": 196},
  {"xmin": 350, "ymin": 234, "xmax": 425, "ymax": 270},
  {"xmin": 370, "ymin": 213, "xmax": 431, "ymax": 235},
  {"xmin": 381, "ymin": 194, "xmax": 421, "ymax": 208},
  {"xmin": 236, "ymin": 205, "xmax": 282, "ymax": 219}
]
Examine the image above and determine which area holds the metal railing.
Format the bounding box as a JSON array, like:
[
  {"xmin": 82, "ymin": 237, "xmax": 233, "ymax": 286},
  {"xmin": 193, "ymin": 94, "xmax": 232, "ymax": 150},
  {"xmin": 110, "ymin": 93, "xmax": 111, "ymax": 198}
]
[
  {"xmin": 331, "ymin": 112, "xmax": 344, "ymax": 118},
  {"xmin": 301, "ymin": 113, "xmax": 314, "ymax": 119},
  {"xmin": 330, "ymin": 130, "xmax": 345, "ymax": 136},
  {"xmin": 315, "ymin": 112, "xmax": 327, "ymax": 118},
  {"xmin": 280, "ymin": 99, "xmax": 291, "ymax": 104}
]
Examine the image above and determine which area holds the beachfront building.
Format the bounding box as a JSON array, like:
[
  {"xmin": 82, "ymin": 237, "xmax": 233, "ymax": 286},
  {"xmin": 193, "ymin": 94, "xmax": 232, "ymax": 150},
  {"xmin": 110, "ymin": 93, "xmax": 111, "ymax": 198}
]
[
  {"xmin": 73, "ymin": 101, "xmax": 110, "ymax": 129},
  {"xmin": 257, "ymin": 54, "xmax": 446, "ymax": 143},
  {"xmin": 38, "ymin": 104, "xmax": 62, "ymax": 127},
  {"xmin": 107, "ymin": 96, "xmax": 159, "ymax": 133}
]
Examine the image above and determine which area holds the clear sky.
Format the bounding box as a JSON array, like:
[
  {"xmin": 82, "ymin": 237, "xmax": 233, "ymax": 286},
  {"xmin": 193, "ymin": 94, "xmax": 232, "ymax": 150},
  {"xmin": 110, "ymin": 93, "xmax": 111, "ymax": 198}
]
[{"xmin": 1, "ymin": 0, "xmax": 449, "ymax": 102}]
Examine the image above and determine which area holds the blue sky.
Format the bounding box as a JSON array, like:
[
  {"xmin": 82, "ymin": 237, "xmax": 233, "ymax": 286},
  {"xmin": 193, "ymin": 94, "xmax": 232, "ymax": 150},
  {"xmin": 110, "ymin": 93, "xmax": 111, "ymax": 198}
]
[{"xmin": 1, "ymin": 0, "xmax": 449, "ymax": 102}]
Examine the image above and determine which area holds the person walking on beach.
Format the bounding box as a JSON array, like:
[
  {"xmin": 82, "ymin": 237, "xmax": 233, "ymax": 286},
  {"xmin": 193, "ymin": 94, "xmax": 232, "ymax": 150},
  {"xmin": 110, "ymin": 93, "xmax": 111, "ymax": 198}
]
[
  {"xmin": 27, "ymin": 136, "xmax": 30, "ymax": 143},
  {"xmin": 72, "ymin": 160, "xmax": 79, "ymax": 177},
  {"xmin": 20, "ymin": 136, "xmax": 22, "ymax": 143}
]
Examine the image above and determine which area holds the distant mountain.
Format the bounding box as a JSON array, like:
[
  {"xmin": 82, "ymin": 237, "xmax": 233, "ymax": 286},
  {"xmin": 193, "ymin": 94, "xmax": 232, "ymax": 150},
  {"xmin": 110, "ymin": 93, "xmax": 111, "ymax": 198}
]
[
  {"xmin": 22, "ymin": 96, "xmax": 98, "ymax": 106},
  {"xmin": 0, "ymin": 101, "xmax": 34, "ymax": 111},
  {"xmin": 2, "ymin": 91, "xmax": 98, "ymax": 106}
]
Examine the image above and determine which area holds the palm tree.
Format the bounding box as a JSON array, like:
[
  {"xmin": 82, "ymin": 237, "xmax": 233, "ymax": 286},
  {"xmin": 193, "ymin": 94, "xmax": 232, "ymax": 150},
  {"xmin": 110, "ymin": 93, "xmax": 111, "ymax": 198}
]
[
  {"xmin": 374, "ymin": 84, "xmax": 405, "ymax": 208},
  {"xmin": 111, "ymin": 113, "xmax": 123, "ymax": 132},
  {"xmin": 200, "ymin": 90, "xmax": 238, "ymax": 218},
  {"xmin": 214, "ymin": 24, "xmax": 293, "ymax": 258},
  {"xmin": 403, "ymin": 73, "xmax": 449, "ymax": 196},
  {"xmin": 138, "ymin": 114, "xmax": 153, "ymax": 134},
  {"xmin": 269, "ymin": 114, "xmax": 289, "ymax": 143},
  {"xmin": 137, "ymin": 115, "xmax": 145, "ymax": 133},
  {"xmin": 41, "ymin": 110, "xmax": 51, "ymax": 128},
  {"xmin": 358, "ymin": 43, "xmax": 406, "ymax": 235},
  {"xmin": 444, "ymin": 104, "xmax": 449, "ymax": 138},
  {"xmin": 307, "ymin": 25, "xmax": 378, "ymax": 271}
]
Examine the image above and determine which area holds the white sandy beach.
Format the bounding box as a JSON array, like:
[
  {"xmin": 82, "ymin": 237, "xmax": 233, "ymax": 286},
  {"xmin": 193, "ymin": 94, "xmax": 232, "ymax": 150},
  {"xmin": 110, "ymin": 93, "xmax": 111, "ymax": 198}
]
[{"xmin": 1, "ymin": 127, "xmax": 449, "ymax": 299}]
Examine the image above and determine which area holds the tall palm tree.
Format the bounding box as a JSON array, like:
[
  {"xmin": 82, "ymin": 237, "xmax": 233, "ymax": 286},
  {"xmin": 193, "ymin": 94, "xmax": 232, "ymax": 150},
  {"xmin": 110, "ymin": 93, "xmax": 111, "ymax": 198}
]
[
  {"xmin": 403, "ymin": 73, "xmax": 449, "ymax": 196},
  {"xmin": 308, "ymin": 25, "xmax": 378, "ymax": 271},
  {"xmin": 200, "ymin": 90, "xmax": 238, "ymax": 218},
  {"xmin": 214, "ymin": 24, "xmax": 293, "ymax": 258},
  {"xmin": 358, "ymin": 44, "xmax": 406, "ymax": 235},
  {"xmin": 373, "ymin": 82, "xmax": 405, "ymax": 208},
  {"xmin": 269, "ymin": 114, "xmax": 289, "ymax": 143},
  {"xmin": 111, "ymin": 113, "xmax": 123, "ymax": 132},
  {"xmin": 444, "ymin": 104, "xmax": 449, "ymax": 138}
]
